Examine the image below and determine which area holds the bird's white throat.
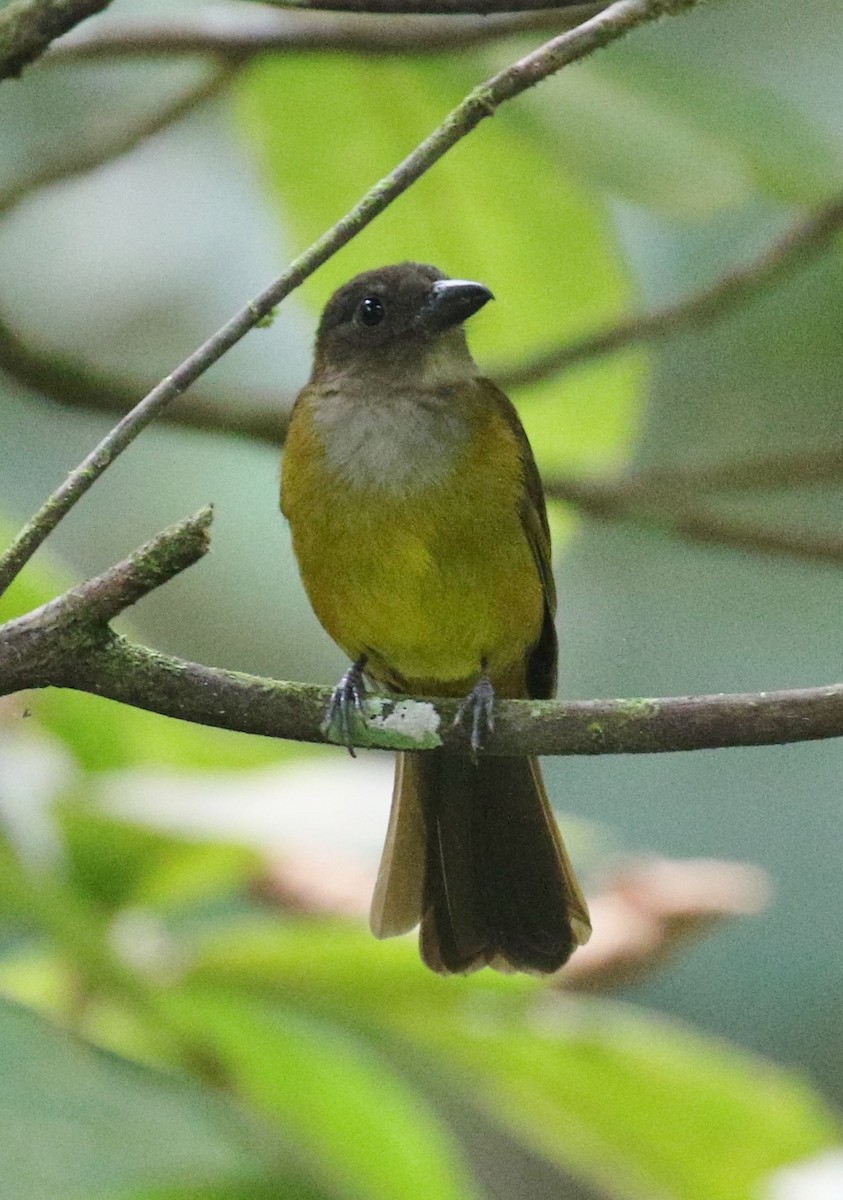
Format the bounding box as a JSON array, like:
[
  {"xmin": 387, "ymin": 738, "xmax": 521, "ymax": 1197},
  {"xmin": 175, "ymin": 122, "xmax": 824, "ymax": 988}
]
[{"xmin": 311, "ymin": 339, "xmax": 478, "ymax": 493}]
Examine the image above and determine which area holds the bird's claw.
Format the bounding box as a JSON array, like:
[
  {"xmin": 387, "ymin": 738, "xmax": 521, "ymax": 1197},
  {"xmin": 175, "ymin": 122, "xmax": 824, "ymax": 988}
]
[
  {"xmin": 454, "ymin": 674, "xmax": 495, "ymax": 758},
  {"xmin": 326, "ymin": 659, "xmax": 368, "ymax": 757}
]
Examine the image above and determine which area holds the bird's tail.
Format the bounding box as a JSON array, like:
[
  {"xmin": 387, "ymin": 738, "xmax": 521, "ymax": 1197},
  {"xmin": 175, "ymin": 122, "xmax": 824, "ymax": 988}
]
[{"xmin": 370, "ymin": 750, "xmax": 591, "ymax": 974}]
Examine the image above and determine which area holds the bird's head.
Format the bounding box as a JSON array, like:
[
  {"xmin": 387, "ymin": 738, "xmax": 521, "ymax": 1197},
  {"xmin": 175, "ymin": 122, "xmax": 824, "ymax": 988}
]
[{"xmin": 312, "ymin": 262, "xmax": 493, "ymax": 386}]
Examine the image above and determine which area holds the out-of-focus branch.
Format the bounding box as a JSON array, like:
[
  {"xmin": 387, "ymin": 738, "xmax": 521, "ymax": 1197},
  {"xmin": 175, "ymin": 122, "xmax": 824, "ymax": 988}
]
[
  {"xmin": 544, "ymin": 474, "xmax": 843, "ymax": 565},
  {"xmin": 0, "ymin": 311, "xmax": 289, "ymax": 444},
  {"xmin": 4, "ymin": 511, "xmax": 843, "ymax": 755},
  {"xmin": 261, "ymin": 0, "xmax": 596, "ymax": 13},
  {"xmin": 495, "ymin": 192, "xmax": 843, "ymax": 388},
  {"xmin": 0, "ymin": 0, "xmax": 704, "ymax": 597},
  {"xmin": 48, "ymin": 5, "xmax": 602, "ymax": 62},
  {"xmin": 7, "ymin": 194, "xmax": 842, "ymax": 499},
  {"xmin": 5, "ymin": 305, "xmax": 842, "ymax": 568},
  {"xmin": 633, "ymin": 448, "xmax": 843, "ymax": 494},
  {"xmin": 0, "ymin": 0, "xmax": 110, "ymax": 79},
  {"xmin": 0, "ymin": 64, "xmax": 238, "ymax": 218}
]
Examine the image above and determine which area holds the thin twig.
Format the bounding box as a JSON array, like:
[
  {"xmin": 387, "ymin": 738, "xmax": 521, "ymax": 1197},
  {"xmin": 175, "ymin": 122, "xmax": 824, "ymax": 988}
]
[
  {"xmin": 0, "ymin": 0, "xmax": 704, "ymax": 599},
  {"xmin": 0, "ymin": 64, "xmax": 238, "ymax": 218},
  {"xmin": 0, "ymin": 0, "xmax": 110, "ymax": 79},
  {"xmin": 48, "ymin": 5, "xmax": 602, "ymax": 61},
  {"xmin": 496, "ymin": 192, "xmax": 843, "ymax": 388},
  {"xmin": 0, "ymin": 310, "xmax": 289, "ymax": 442}
]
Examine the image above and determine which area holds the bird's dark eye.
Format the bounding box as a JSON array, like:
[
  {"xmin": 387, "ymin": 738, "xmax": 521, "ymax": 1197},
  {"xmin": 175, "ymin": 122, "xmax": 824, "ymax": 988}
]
[{"xmin": 357, "ymin": 296, "xmax": 385, "ymax": 327}]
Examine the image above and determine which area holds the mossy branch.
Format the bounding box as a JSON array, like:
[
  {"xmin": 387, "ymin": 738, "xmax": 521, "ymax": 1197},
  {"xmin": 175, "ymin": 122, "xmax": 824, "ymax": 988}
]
[
  {"xmin": 0, "ymin": 0, "xmax": 111, "ymax": 80},
  {"xmin": 3, "ymin": 511, "xmax": 843, "ymax": 757}
]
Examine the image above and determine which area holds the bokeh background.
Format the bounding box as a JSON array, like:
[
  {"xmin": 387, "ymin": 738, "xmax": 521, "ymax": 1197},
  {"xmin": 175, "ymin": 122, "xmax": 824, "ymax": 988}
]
[{"xmin": 1, "ymin": 0, "xmax": 842, "ymax": 1196}]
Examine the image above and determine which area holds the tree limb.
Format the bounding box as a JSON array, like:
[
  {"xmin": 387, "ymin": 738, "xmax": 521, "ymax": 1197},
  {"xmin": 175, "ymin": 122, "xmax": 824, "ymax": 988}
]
[
  {"xmin": 0, "ymin": 0, "xmax": 704, "ymax": 599},
  {"xmin": 47, "ymin": 5, "xmax": 602, "ymax": 61},
  {"xmin": 0, "ymin": 0, "xmax": 111, "ymax": 79},
  {"xmin": 3, "ymin": 509, "xmax": 843, "ymax": 756}
]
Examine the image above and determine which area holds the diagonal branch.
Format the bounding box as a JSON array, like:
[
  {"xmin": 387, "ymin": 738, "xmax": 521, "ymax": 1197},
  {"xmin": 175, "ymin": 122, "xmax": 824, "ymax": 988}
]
[
  {"xmin": 0, "ymin": 0, "xmax": 704, "ymax": 599},
  {"xmin": 0, "ymin": 0, "xmax": 111, "ymax": 80},
  {"xmin": 3, "ymin": 510, "xmax": 843, "ymax": 757},
  {"xmin": 495, "ymin": 191, "xmax": 843, "ymax": 387},
  {"xmin": 0, "ymin": 509, "xmax": 213, "ymax": 694},
  {"xmin": 0, "ymin": 310, "xmax": 289, "ymax": 443}
]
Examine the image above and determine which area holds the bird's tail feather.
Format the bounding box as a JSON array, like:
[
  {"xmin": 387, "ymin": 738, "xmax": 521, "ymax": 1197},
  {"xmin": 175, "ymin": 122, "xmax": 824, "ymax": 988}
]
[{"xmin": 370, "ymin": 750, "xmax": 591, "ymax": 974}]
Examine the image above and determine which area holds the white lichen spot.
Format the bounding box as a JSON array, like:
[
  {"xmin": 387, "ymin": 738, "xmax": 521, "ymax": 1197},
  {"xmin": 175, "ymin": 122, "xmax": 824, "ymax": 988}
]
[{"xmin": 367, "ymin": 698, "xmax": 442, "ymax": 745}]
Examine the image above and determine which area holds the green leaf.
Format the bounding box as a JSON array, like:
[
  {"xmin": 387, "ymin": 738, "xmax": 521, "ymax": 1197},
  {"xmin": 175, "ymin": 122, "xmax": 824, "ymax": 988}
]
[
  {"xmin": 520, "ymin": 60, "xmax": 750, "ymax": 220},
  {"xmin": 592, "ymin": 48, "xmax": 843, "ymax": 208},
  {"xmin": 406, "ymin": 1000, "xmax": 841, "ymax": 1200},
  {"xmin": 0, "ymin": 997, "xmax": 260, "ymax": 1200},
  {"xmin": 123, "ymin": 1184, "xmax": 328, "ymax": 1200},
  {"xmin": 520, "ymin": 46, "xmax": 841, "ymax": 218},
  {"xmin": 165, "ymin": 986, "xmax": 480, "ymax": 1200},
  {"xmin": 236, "ymin": 54, "xmax": 644, "ymax": 480},
  {"xmin": 57, "ymin": 805, "xmax": 258, "ymax": 914},
  {"xmin": 188, "ymin": 921, "xmax": 841, "ymax": 1200}
]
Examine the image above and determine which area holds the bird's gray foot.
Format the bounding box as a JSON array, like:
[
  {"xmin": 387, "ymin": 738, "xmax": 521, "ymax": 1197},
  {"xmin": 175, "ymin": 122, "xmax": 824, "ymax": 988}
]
[
  {"xmin": 454, "ymin": 670, "xmax": 495, "ymax": 757},
  {"xmin": 326, "ymin": 657, "xmax": 368, "ymax": 757}
]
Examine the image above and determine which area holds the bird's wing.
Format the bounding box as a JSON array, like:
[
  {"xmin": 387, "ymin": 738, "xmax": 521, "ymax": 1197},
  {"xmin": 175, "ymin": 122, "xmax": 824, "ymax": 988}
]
[{"xmin": 478, "ymin": 378, "xmax": 558, "ymax": 699}]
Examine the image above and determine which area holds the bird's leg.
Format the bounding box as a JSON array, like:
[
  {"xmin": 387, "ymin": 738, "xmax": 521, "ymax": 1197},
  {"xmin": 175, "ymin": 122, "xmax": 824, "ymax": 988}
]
[
  {"xmin": 454, "ymin": 660, "xmax": 495, "ymax": 758},
  {"xmin": 326, "ymin": 656, "xmax": 368, "ymax": 758}
]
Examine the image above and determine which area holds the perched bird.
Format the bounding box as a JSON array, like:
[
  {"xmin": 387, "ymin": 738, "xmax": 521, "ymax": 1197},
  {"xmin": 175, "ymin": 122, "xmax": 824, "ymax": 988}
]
[{"xmin": 281, "ymin": 262, "xmax": 591, "ymax": 974}]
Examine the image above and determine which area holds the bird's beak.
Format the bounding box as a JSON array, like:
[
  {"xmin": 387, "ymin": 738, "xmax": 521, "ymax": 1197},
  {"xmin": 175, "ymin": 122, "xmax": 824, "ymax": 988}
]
[{"xmin": 417, "ymin": 279, "xmax": 494, "ymax": 332}]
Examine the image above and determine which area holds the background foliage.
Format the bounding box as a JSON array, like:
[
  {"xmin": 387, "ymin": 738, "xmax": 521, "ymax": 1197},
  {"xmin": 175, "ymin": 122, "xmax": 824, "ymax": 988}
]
[{"xmin": 0, "ymin": 0, "xmax": 842, "ymax": 1196}]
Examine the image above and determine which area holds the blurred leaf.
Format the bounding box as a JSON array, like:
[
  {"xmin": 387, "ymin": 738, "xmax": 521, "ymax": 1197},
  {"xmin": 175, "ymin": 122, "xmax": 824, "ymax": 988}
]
[
  {"xmin": 522, "ymin": 45, "xmax": 841, "ymax": 218},
  {"xmin": 35, "ymin": 688, "xmax": 292, "ymax": 773},
  {"xmin": 57, "ymin": 805, "xmax": 257, "ymax": 914},
  {"xmin": 408, "ymin": 1001, "xmax": 841, "ymax": 1200},
  {"xmin": 597, "ymin": 48, "xmax": 843, "ymax": 207},
  {"xmin": 0, "ymin": 997, "xmax": 261, "ymax": 1200},
  {"xmin": 0, "ymin": 515, "xmax": 290, "ymax": 772},
  {"xmin": 237, "ymin": 54, "xmax": 645, "ymax": 480},
  {"xmin": 189, "ymin": 918, "xmax": 528, "ymax": 1024},
  {"xmin": 166, "ymin": 987, "xmax": 480, "ymax": 1200},
  {"xmin": 188, "ymin": 920, "xmax": 841, "ymax": 1200},
  {"xmin": 124, "ymin": 1184, "xmax": 328, "ymax": 1200},
  {"xmin": 520, "ymin": 60, "xmax": 750, "ymax": 220}
]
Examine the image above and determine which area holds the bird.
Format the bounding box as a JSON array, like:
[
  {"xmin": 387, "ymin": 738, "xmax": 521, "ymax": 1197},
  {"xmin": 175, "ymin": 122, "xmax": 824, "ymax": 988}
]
[{"xmin": 281, "ymin": 261, "xmax": 591, "ymax": 974}]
